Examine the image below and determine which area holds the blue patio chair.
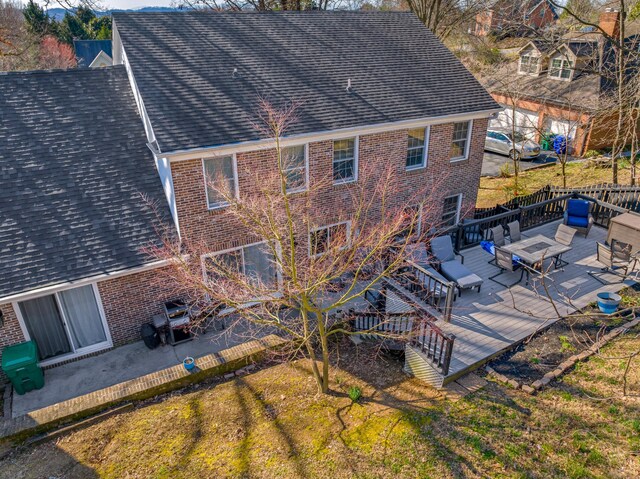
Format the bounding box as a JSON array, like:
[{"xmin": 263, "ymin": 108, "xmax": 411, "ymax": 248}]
[{"xmin": 563, "ymin": 199, "xmax": 593, "ymax": 237}]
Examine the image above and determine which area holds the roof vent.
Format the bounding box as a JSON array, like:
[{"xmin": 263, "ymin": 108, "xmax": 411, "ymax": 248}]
[
  {"xmin": 232, "ymin": 68, "xmax": 238, "ymax": 78},
  {"xmin": 346, "ymin": 78, "xmax": 352, "ymax": 92}
]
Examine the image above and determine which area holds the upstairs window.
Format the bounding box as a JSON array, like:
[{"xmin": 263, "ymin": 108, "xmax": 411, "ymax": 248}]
[
  {"xmin": 281, "ymin": 145, "xmax": 307, "ymax": 193},
  {"xmin": 406, "ymin": 127, "xmax": 429, "ymax": 170},
  {"xmin": 310, "ymin": 222, "xmax": 350, "ymax": 257},
  {"xmin": 451, "ymin": 121, "xmax": 472, "ymax": 161},
  {"xmin": 519, "ymin": 55, "xmax": 539, "ymax": 74},
  {"xmin": 549, "ymin": 58, "xmax": 572, "ymax": 80},
  {"xmin": 333, "ymin": 138, "xmax": 357, "ymax": 183},
  {"xmin": 203, "ymin": 156, "xmax": 237, "ymax": 209}
]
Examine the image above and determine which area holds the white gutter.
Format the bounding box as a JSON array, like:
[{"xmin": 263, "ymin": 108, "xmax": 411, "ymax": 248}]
[
  {"xmin": 165, "ymin": 108, "xmax": 502, "ymax": 162},
  {"xmin": 0, "ymin": 260, "xmax": 170, "ymax": 304}
]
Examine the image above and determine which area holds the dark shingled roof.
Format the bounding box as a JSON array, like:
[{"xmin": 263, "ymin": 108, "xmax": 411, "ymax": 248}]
[
  {"xmin": 0, "ymin": 66, "xmax": 171, "ymax": 298},
  {"xmin": 73, "ymin": 39, "xmax": 113, "ymax": 68},
  {"xmin": 113, "ymin": 11, "xmax": 499, "ymax": 154}
]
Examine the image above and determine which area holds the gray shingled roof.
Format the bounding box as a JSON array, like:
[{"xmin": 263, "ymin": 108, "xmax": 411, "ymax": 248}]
[
  {"xmin": 0, "ymin": 66, "xmax": 171, "ymax": 298},
  {"xmin": 113, "ymin": 11, "xmax": 499, "ymax": 154}
]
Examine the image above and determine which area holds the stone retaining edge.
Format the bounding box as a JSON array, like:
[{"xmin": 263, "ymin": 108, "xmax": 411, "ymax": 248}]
[
  {"xmin": 0, "ymin": 335, "xmax": 288, "ymax": 442},
  {"xmin": 486, "ymin": 318, "xmax": 640, "ymax": 394}
]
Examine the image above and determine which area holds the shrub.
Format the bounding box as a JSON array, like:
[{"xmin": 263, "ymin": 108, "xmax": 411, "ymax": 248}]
[
  {"xmin": 348, "ymin": 386, "xmax": 362, "ymax": 403},
  {"xmin": 584, "ymin": 150, "xmax": 602, "ymax": 159},
  {"xmin": 499, "ymin": 163, "xmax": 512, "ymax": 178}
]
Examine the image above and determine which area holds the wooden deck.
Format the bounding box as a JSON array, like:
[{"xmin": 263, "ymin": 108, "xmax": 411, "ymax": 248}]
[{"xmin": 437, "ymin": 220, "xmax": 636, "ymax": 382}]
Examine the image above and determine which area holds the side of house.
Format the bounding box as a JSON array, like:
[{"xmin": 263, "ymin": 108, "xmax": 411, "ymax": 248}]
[{"xmin": 475, "ymin": 0, "xmax": 557, "ymax": 37}]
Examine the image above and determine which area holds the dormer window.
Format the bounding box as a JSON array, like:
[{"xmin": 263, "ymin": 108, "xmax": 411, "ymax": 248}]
[
  {"xmin": 519, "ymin": 55, "xmax": 539, "ymax": 75},
  {"xmin": 549, "ymin": 58, "xmax": 573, "ymax": 80}
]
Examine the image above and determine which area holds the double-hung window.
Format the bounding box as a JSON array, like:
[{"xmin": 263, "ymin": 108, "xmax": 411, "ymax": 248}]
[
  {"xmin": 203, "ymin": 242, "xmax": 277, "ymax": 287},
  {"xmin": 203, "ymin": 156, "xmax": 237, "ymax": 209},
  {"xmin": 281, "ymin": 145, "xmax": 307, "ymax": 193},
  {"xmin": 549, "ymin": 58, "xmax": 572, "ymax": 80},
  {"xmin": 333, "ymin": 138, "xmax": 357, "ymax": 183},
  {"xmin": 406, "ymin": 127, "xmax": 429, "ymax": 170},
  {"xmin": 442, "ymin": 194, "xmax": 462, "ymax": 227},
  {"xmin": 519, "ymin": 55, "xmax": 539, "ymax": 74},
  {"xmin": 451, "ymin": 121, "xmax": 472, "ymax": 161},
  {"xmin": 310, "ymin": 222, "xmax": 350, "ymax": 257}
]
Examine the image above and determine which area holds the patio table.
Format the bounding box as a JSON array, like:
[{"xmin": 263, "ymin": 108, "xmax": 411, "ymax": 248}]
[{"xmin": 500, "ymin": 234, "xmax": 572, "ymax": 272}]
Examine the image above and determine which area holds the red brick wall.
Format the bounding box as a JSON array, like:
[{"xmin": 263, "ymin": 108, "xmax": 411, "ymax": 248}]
[
  {"xmin": 0, "ymin": 303, "xmax": 27, "ymax": 382},
  {"xmin": 97, "ymin": 267, "xmax": 178, "ymax": 346},
  {"xmin": 171, "ymin": 121, "xmax": 488, "ymax": 249}
]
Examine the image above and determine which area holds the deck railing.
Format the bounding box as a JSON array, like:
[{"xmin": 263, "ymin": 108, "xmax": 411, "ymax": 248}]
[
  {"xmin": 409, "ymin": 319, "xmax": 455, "ymax": 376},
  {"xmin": 393, "ymin": 261, "xmax": 455, "ymax": 322},
  {"xmin": 349, "ymin": 310, "xmax": 455, "ymax": 375}
]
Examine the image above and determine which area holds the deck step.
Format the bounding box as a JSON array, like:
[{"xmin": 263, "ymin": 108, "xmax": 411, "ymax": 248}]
[{"xmin": 404, "ymin": 344, "xmax": 445, "ymax": 389}]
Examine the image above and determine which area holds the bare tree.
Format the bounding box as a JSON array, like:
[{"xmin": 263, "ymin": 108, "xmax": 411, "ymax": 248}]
[
  {"xmin": 405, "ymin": 0, "xmax": 488, "ymax": 39},
  {"xmin": 147, "ymin": 100, "xmax": 446, "ymax": 394}
]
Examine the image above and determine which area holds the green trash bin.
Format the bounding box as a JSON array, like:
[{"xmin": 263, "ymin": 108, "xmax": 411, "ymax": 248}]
[{"xmin": 1, "ymin": 341, "xmax": 44, "ymax": 395}]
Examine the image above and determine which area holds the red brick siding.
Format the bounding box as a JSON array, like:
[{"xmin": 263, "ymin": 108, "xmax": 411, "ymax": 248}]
[
  {"xmin": 171, "ymin": 121, "xmax": 488, "ymax": 249},
  {"xmin": 0, "ymin": 303, "xmax": 27, "ymax": 382},
  {"xmin": 97, "ymin": 267, "xmax": 177, "ymax": 347}
]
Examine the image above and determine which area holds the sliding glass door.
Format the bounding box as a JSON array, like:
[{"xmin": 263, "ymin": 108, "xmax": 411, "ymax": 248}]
[{"xmin": 18, "ymin": 284, "xmax": 110, "ymax": 362}]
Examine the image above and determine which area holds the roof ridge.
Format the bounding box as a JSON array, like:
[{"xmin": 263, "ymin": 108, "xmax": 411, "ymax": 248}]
[{"xmin": 0, "ymin": 64, "xmax": 124, "ymax": 78}]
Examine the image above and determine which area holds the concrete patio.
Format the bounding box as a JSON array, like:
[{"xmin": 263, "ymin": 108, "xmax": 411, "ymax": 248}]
[{"xmin": 10, "ymin": 323, "xmax": 257, "ymax": 418}]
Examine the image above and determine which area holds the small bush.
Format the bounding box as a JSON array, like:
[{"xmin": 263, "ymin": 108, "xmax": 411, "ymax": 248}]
[
  {"xmin": 499, "ymin": 163, "xmax": 512, "ymax": 178},
  {"xmin": 558, "ymin": 335, "xmax": 576, "ymax": 352},
  {"xmin": 348, "ymin": 386, "xmax": 362, "ymax": 403},
  {"xmin": 584, "ymin": 150, "xmax": 603, "ymax": 159}
]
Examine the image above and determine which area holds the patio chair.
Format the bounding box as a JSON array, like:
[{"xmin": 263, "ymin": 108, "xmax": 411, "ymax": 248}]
[
  {"xmin": 489, "ymin": 225, "xmax": 506, "ymax": 247},
  {"xmin": 430, "ymin": 235, "xmax": 483, "ymax": 294},
  {"xmin": 506, "ymin": 220, "xmax": 521, "ymax": 243},
  {"xmin": 489, "ymin": 247, "xmax": 534, "ymax": 288},
  {"xmin": 589, "ymin": 240, "xmax": 638, "ymax": 284},
  {"xmin": 564, "ymin": 199, "xmax": 593, "ymax": 237},
  {"xmin": 554, "ymin": 224, "xmax": 577, "ymax": 268}
]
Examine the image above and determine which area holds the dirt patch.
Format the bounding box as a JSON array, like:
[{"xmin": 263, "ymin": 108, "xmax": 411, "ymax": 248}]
[{"xmin": 488, "ymin": 286, "xmax": 640, "ymax": 384}]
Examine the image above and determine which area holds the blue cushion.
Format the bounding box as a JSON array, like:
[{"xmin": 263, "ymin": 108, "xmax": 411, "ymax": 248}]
[
  {"xmin": 567, "ymin": 199, "xmax": 590, "ymax": 218},
  {"xmin": 567, "ymin": 216, "xmax": 589, "ymax": 228},
  {"xmin": 481, "ymin": 241, "xmax": 522, "ymax": 265}
]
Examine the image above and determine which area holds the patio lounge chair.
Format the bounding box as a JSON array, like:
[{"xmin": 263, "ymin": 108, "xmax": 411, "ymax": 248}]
[
  {"xmin": 489, "ymin": 247, "xmax": 535, "ymax": 288},
  {"xmin": 506, "ymin": 220, "xmax": 521, "ymax": 243},
  {"xmin": 554, "ymin": 224, "xmax": 577, "ymax": 268},
  {"xmin": 430, "ymin": 235, "xmax": 483, "ymax": 294},
  {"xmin": 590, "ymin": 240, "xmax": 638, "ymax": 284},
  {"xmin": 564, "ymin": 199, "xmax": 593, "ymax": 237}
]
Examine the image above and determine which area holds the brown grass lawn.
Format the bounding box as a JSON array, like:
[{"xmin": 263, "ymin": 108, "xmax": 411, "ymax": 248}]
[
  {"xmin": 477, "ymin": 161, "xmax": 633, "ymax": 208},
  {"xmin": 1, "ymin": 333, "xmax": 639, "ymax": 479}
]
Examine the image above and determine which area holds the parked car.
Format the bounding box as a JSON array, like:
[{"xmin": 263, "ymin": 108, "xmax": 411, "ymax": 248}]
[{"xmin": 484, "ymin": 129, "xmax": 541, "ymax": 160}]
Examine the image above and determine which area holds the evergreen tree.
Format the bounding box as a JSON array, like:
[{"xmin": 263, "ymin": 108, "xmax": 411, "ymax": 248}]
[{"xmin": 23, "ymin": 0, "xmax": 51, "ymax": 37}]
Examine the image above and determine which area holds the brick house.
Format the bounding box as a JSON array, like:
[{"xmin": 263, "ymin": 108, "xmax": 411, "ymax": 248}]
[
  {"xmin": 482, "ymin": 9, "xmax": 640, "ymax": 155},
  {"xmin": 474, "ymin": 0, "xmax": 558, "ymax": 37},
  {"xmin": 0, "ymin": 12, "xmax": 499, "ymax": 381}
]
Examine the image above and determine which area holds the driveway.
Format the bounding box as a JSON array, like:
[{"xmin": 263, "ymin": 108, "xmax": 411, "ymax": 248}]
[{"xmin": 481, "ymin": 150, "xmax": 558, "ymax": 177}]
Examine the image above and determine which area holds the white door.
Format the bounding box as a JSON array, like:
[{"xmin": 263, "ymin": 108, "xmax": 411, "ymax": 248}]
[
  {"xmin": 547, "ymin": 118, "xmax": 576, "ymax": 139},
  {"xmin": 491, "ymin": 108, "xmax": 539, "ymax": 140}
]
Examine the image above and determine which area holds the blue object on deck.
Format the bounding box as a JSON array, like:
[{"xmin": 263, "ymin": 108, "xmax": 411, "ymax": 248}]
[
  {"xmin": 565, "ymin": 199, "xmax": 590, "ymax": 228},
  {"xmin": 596, "ymin": 292, "xmax": 621, "ymax": 314},
  {"xmin": 183, "ymin": 356, "xmax": 195, "ymax": 371},
  {"xmin": 481, "ymin": 241, "xmax": 522, "ymax": 266}
]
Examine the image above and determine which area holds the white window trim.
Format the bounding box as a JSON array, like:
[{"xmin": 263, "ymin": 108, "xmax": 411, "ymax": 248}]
[
  {"xmin": 201, "ymin": 240, "xmax": 282, "ymax": 287},
  {"xmin": 548, "ymin": 57, "xmax": 573, "ymax": 81},
  {"xmin": 12, "ymin": 283, "xmax": 113, "ymax": 368},
  {"xmin": 450, "ymin": 120, "xmax": 473, "ymax": 162},
  {"xmin": 442, "ymin": 193, "xmax": 463, "ymax": 226},
  {"xmin": 332, "ymin": 137, "xmax": 359, "ymax": 185},
  {"xmin": 518, "ymin": 54, "xmax": 540, "ymax": 76},
  {"xmin": 282, "ymin": 143, "xmax": 309, "ymax": 194},
  {"xmin": 406, "ymin": 126, "xmax": 430, "ymax": 171},
  {"xmin": 309, "ymin": 220, "xmax": 352, "ymax": 258},
  {"xmin": 202, "ymin": 154, "xmax": 239, "ymax": 210}
]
